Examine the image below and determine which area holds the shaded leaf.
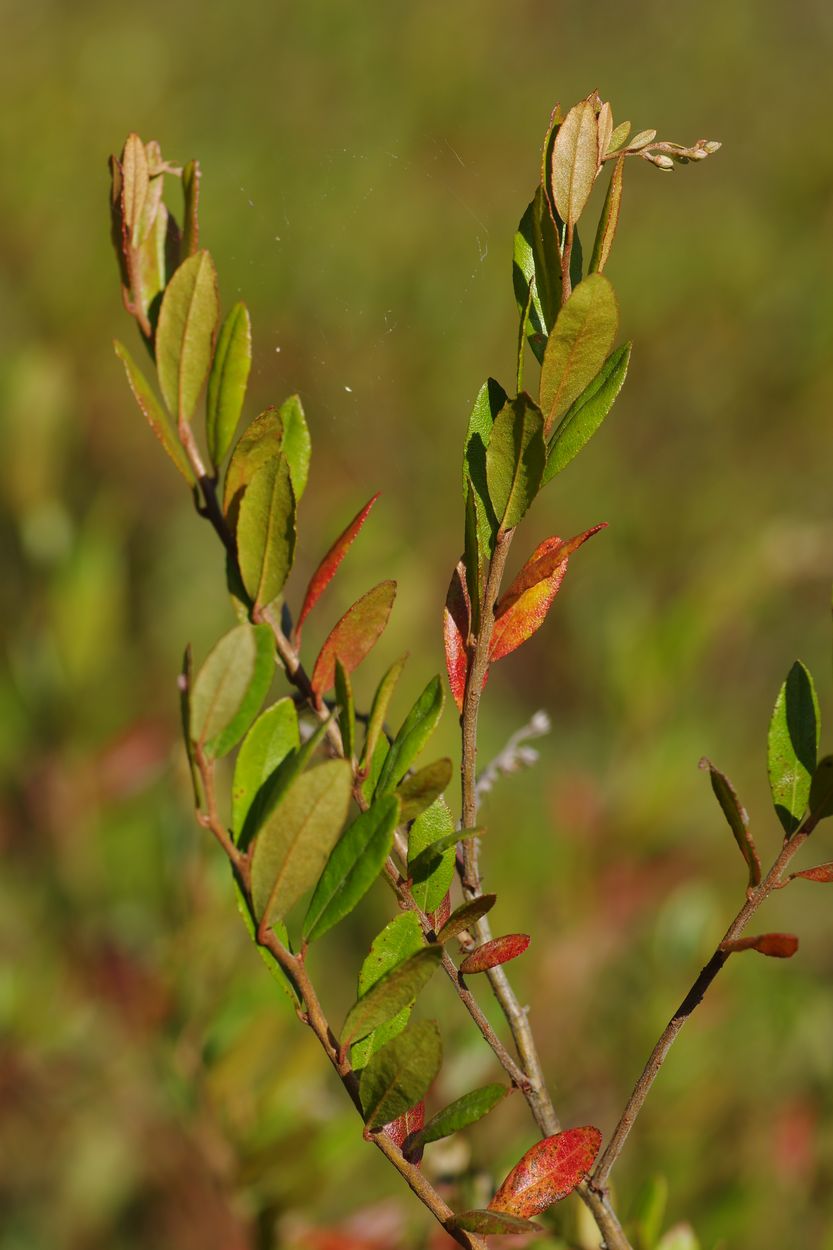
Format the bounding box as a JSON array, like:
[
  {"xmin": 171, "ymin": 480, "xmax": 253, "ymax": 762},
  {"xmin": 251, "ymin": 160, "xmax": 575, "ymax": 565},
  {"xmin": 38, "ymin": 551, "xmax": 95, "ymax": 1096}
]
[
  {"xmin": 411, "ymin": 1083, "xmax": 507, "ymax": 1149},
  {"xmin": 114, "ymin": 339, "xmax": 195, "ymax": 483},
  {"xmin": 223, "ymin": 408, "xmax": 283, "ymax": 531},
  {"xmin": 589, "ymin": 156, "xmax": 624, "ymax": 274},
  {"xmin": 178, "ymin": 645, "xmax": 201, "ymax": 807},
  {"xmin": 311, "ymin": 580, "xmax": 397, "ymax": 697},
  {"xmin": 206, "ymin": 301, "xmax": 252, "ymax": 468},
  {"xmin": 767, "ymin": 660, "xmax": 819, "ymax": 835},
  {"xmin": 277, "ymin": 393, "xmax": 311, "ymax": 501},
  {"xmin": 231, "ymin": 699, "xmax": 300, "ymax": 843},
  {"xmin": 550, "ymin": 100, "xmax": 599, "ymax": 226},
  {"xmin": 443, "ymin": 561, "xmax": 471, "ymax": 713},
  {"xmin": 190, "ymin": 622, "xmax": 275, "ymax": 758},
  {"xmin": 791, "ymin": 863, "xmax": 833, "ymax": 883},
  {"xmin": 334, "ymin": 658, "xmax": 356, "ymax": 760},
  {"xmin": 359, "ymin": 1020, "xmax": 442, "ymax": 1130},
  {"xmin": 237, "ymin": 453, "xmax": 296, "ymax": 608},
  {"xmin": 488, "ymin": 1126, "xmax": 602, "ymax": 1218},
  {"xmin": 341, "ymin": 947, "xmax": 443, "ymax": 1046},
  {"xmin": 181, "ymin": 158, "xmax": 200, "ymax": 257},
  {"xmin": 699, "ymin": 757, "xmax": 761, "ymax": 889},
  {"xmin": 156, "ymin": 250, "xmax": 219, "ymax": 423},
  {"xmin": 375, "ymin": 676, "xmax": 445, "ymax": 796},
  {"xmin": 463, "ymin": 378, "xmax": 505, "ymax": 558},
  {"xmin": 396, "ymin": 758, "xmax": 453, "ymax": 822},
  {"xmin": 463, "ymin": 477, "xmax": 481, "ymax": 636},
  {"xmin": 437, "ymin": 894, "xmax": 497, "ymax": 943},
  {"xmin": 303, "ymin": 795, "xmax": 400, "ymax": 943},
  {"xmin": 513, "ymin": 186, "xmax": 561, "ymax": 364},
  {"xmin": 460, "ymin": 934, "xmax": 530, "ymax": 975},
  {"xmin": 409, "ymin": 798, "xmax": 457, "ymax": 914},
  {"xmin": 720, "ymin": 933, "xmax": 799, "ymax": 958},
  {"xmin": 454, "ymin": 1211, "xmax": 543, "ymax": 1236},
  {"xmin": 250, "ymin": 758, "xmax": 353, "ymax": 925},
  {"xmin": 297, "ymin": 494, "xmax": 380, "ymax": 634},
  {"xmin": 409, "ymin": 826, "xmax": 482, "ymax": 879},
  {"xmin": 486, "ymin": 395, "xmax": 546, "ymax": 533},
  {"xmin": 385, "ymin": 1101, "xmax": 425, "ymax": 1164},
  {"xmin": 539, "ymin": 274, "xmax": 619, "ymax": 437},
  {"xmin": 809, "ymin": 754, "xmax": 833, "ymax": 823},
  {"xmin": 361, "ymin": 653, "xmax": 407, "ymax": 773},
  {"xmin": 544, "ymin": 341, "xmax": 631, "ymax": 481},
  {"xmin": 351, "ymin": 912, "xmax": 424, "ymax": 1068}
]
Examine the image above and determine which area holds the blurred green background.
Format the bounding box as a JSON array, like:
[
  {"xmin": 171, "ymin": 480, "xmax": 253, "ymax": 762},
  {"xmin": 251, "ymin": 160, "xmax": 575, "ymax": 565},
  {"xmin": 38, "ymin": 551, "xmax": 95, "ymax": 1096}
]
[{"xmin": 3, "ymin": 2, "xmax": 833, "ymax": 1248}]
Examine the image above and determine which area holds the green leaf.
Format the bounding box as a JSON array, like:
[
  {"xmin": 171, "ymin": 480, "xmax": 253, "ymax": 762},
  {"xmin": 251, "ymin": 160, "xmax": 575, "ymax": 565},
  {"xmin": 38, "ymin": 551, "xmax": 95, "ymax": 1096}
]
[
  {"xmin": 334, "ymin": 658, "xmax": 356, "ymax": 760},
  {"xmin": 699, "ymin": 758, "xmax": 761, "ymax": 889},
  {"xmin": 231, "ymin": 699, "xmax": 300, "ymax": 843},
  {"xmin": 233, "ymin": 876, "xmax": 299, "ymax": 1009},
  {"xmin": 539, "ymin": 274, "xmax": 619, "ymax": 437},
  {"xmin": 485, "ymin": 395, "xmax": 546, "ymax": 532},
  {"xmin": 155, "ymin": 250, "xmax": 219, "ymax": 424},
  {"xmin": 360, "ymin": 654, "xmax": 407, "ymax": 773},
  {"xmin": 631, "ymin": 1174, "xmax": 668, "ymax": 1250},
  {"xmin": 181, "ymin": 159, "xmax": 200, "ymax": 257},
  {"xmin": 250, "ymin": 758, "xmax": 353, "ymax": 925},
  {"xmin": 223, "ymin": 408, "xmax": 284, "ymax": 531},
  {"xmin": 809, "ymin": 755, "xmax": 833, "ymax": 823},
  {"xmin": 341, "ymin": 946, "xmax": 442, "ymax": 1046},
  {"xmin": 237, "ymin": 453, "xmax": 296, "ymax": 608},
  {"xmin": 114, "ymin": 340, "xmax": 194, "ymax": 483},
  {"xmin": 607, "ymin": 120, "xmax": 632, "ymax": 154},
  {"xmin": 463, "ymin": 478, "xmax": 481, "ymax": 637},
  {"xmin": 409, "ymin": 826, "xmax": 482, "ymax": 879},
  {"xmin": 243, "ymin": 713, "xmax": 336, "ymax": 851},
  {"xmin": 513, "ymin": 186, "xmax": 561, "ymax": 364},
  {"xmin": 351, "ymin": 912, "xmax": 424, "ymax": 1068},
  {"xmin": 360, "ymin": 732, "xmax": 390, "ymax": 809},
  {"xmin": 375, "ymin": 676, "xmax": 445, "ymax": 796},
  {"xmin": 589, "ymin": 155, "xmax": 624, "ymax": 275},
  {"xmin": 408, "ymin": 798, "xmax": 457, "ymax": 914},
  {"xmin": 190, "ymin": 623, "xmax": 275, "ymax": 758},
  {"xmin": 359, "ymin": 1020, "xmax": 442, "ymax": 1130},
  {"xmin": 278, "ymin": 394, "xmax": 311, "ymax": 501},
  {"xmin": 767, "ymin": 660, "xmax": 820, "ymax": 835},
  {"xmin": 303, "ymin": 795, "xmax": 400, "ymax": 942},
  {"xmin": 206, "ymin": 302, "xmax": 252, "ymax": 469},
  {"xmin": 544, "ymin": 341, "xmax": 631, "ymax": 482},
  {"xmin": 436, "ymin": 894, "xmax": 497, "ymax": 944},
  {"xmin": 655, "ymin": 1225, "xmax": 700, "ymax": 1250},
  {"xmin": 550, "ymin": 100, "xmax": 599, "ymax": 226},
  {"xmin": 396, "ymin": 758, "xmax": 453, "ymax": 822},
  {"xmin": 454, "ymin": 1211, "xmax": 542, "ymax": 1236},
  {"xmin": 412, "ymin": 1083, "xmax": 507, "ymax": 1148},
  {"xmin": 135, "ymin": 200, "xmax": 169, "ymax": 334},
  {"xmin": 463, "ymin": 378, "xmax": 505, "ymax": 558}
]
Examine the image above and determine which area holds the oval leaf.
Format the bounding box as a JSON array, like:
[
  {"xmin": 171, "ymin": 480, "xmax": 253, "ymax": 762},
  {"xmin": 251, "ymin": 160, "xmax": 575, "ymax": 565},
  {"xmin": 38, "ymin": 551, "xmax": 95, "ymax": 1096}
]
[
  {"xmin": 395, "ymin": 758, "xmax": 453, "ymax": 822},
  {"xmin": 767, "ymin": 660, "xmax": 819, "ymax": 835},
  {"xmin": 223, "ymin": 408, "xmax": 283, "ymax": 530},
  {"xmin": 720, "ymin": 933, "xmax": 799, "ymax": 958},
  {"xmin": 437, "ymin": 894, "xmax": 497, "ymax": 944},
  {"xmin": 375, "ymin": 676, "xmax": 445, "ymax": 796},
  {"xmin": 489, "ymin": 1126, "xmax": 602, "ymax": 1218},
  {"xmin": 359, "ymin": 1020, "xmax": 442, "ymax": 1130},
  {"xmin": 206, "ymin": 301, "xmax": 252, "ymax": 468},
  {"xmin": 443, "ymin": 561, "xmax": 471, "ymax": 714},
  {"xmin": 277, "ymin": 393, "xmax": 311, "ymax": 501},
  {"xmin": 544, "ymin": 341, "xmax": 631, "ymax": 482},
  {"xmin": 311, "ymin": 580, "xmax": 397, "ymax": 697},
  {"xmin": 409, "ymin": 798, "xmax": 458, "ymax": 915},
  {"xmin": 409, "ymin": 826, "xmax": 482, "ymax": 880},
  {"xmin": 341, "ymin": 946, "xmax": 442, "ymax": 1046},
  {"xmin": 699, "ymin": 757, "xmax": 761, "ymax": 888},
  {"xmin": 190, "ymin": 622, "xmax": 274, "ymax": 758},
  {"xmin": 412, "ymin": 1083, "xmax": 508, "ymax": 1149},
  {"xmin": 539, "ymin": 274, "xmax": 619, "ymax": 436},
  {"xmin": 232, "ymin": 699, "xmax": 300, "ymax": 843},
  {"xmin": 385, "ymin": 1100, "xmax": 425, "ymax": 1163},
  {"xmin": 460, "ymin": 934, "xmax": 530, "ymax": 975},
  {"xmin": 360, "ymin": 653, "xmax": 408, "ymax": 773},
  {"xmin": 250, "ymin": 758, "xmax": 353, "ymax": 925},
  {"xmin": 237, "ymin": 453, "xmax": 297, "ymax": 608},
  {"xmin": 454, "ymin": 1210, "xmax": 543, "ymax": 1236},
  {"xmin": 297, "ymin": 494, "xmax": 380, "ymax": 634},
  {"xmin": 463, "ymin": 378, "xmax": 505, "ymax": 559},
  {"xmin": 550, "ymin": 100, "xmax": 599, "ymax": 226},
  {"xmin": 351, "ymin": 912, "xmax": 424, "ymax": 1069},
  {"xmin": 303, "ymin": 795, "xmax": 400, "ymax": 942},
  {"xmin": 114, "ymin": 339, "xmax": 194, "ymax": 483},
  {"xmin": 791, "ymin": 863, "xmax": 833, "ymax": 883},
  {"xmin": 485, "ymin": 395, "xmax": 546, "ymax": 533},
  {"xmin": 156, "ymin": 249, "xmax": 219, "ymax": 423}
]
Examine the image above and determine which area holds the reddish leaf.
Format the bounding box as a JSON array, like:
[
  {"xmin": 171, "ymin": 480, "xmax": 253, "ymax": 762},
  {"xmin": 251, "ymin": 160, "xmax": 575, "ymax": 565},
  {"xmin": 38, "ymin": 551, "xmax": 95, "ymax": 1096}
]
[
  {"xmin": 428, "ymin": 891, "xmax": 452, "ymax": 934},
  {"xmin": 721, "ymin": 933, "xmax": 799, "ymax": 959},
  {"xmin": 385, "ymin": 1100, "xmax": 425, "ymax": 1165},
  {"xmin": 488, "ymin": 1126, "xmax": 602, "ymax": 1219},
  {"xmin": 443, "ymin": 561, "xmax": 470, "ymax": 713},
  {"xmin": 460, "ymin": 934, "xmax": 530, "ymax": 975},
  {"xmin": 453, "ymin": 1210, "xmax": 543, "ymax": 1236},
  {"xmin": 297, "ymin": 494, "xmax": 380, "ymax": 635},
  {"xmin": 791, "ymin": 862, "xmax": 833, "ymax": 883},
  {"xmin": 311, "ymin": 581, "xmax": 396, "ymax": 697},
  {"xmin": 490, "ymin": 526, "xmax": 605, "ymax": 663},
  {"xmin": 437, "ymin": 894, "xmax": 497, "ymax": 943}
]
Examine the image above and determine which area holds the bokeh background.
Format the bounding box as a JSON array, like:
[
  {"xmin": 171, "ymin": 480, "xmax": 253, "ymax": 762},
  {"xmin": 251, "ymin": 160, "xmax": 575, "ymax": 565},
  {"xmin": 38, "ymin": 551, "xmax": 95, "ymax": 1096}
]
[{"xmin": 3, "ymin": 2, "xmax": 833, "ymax": 1248}]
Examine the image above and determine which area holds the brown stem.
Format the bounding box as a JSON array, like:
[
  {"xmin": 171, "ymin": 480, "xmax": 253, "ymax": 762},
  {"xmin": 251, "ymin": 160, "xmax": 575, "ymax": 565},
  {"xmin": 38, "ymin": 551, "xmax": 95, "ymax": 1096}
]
[{"xmin": 592, "ymin": 823, "xmax": 813, "ymax": 1191}]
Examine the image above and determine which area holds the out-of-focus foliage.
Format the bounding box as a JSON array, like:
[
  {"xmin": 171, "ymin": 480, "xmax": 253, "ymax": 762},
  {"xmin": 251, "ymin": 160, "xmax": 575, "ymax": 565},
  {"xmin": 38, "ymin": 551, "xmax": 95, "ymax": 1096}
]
[{"xmin": 3, "ymin": 3, "xmax": 833, "ymax": 1249}]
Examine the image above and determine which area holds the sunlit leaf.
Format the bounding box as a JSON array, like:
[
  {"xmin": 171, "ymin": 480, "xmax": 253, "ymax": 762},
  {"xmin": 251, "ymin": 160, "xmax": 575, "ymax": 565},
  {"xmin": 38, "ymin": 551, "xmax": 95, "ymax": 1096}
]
[
  {"xmin": 460, "ymin": 934, "xmax": 529, "ymax": 975},
  {"xmin": 231, "ymin": 699, "xmax": 300, "ymax": 843},
  {"xmin": 720, "ymin": 933, "xmax": 798, "ymax": 958},
  {"xmin": 699, "ymin": 757, "xmax": 761, "ymax": 888},
  {"xmin": 360, "ymin": 1020, "xmax": 442, "ymax": 1130},
  {"xmin": 334, "ymin": 658, "xmax": 356, "ymax": 760},
  {"xmin": 488, "ymin": 1126, "xmax": 602, "ymax": 1218},
  {"xmin": 181, "ymin": 158, "xmax": 200, "ymax": 257},
  {"xmin": 351, "ymin": 912, "xmax": 424, "ymax": 1068},
  {"xmin": 409, "ymin": 798, "xmax": 457, "ymax": 915},
  {"xmin": 443, "ymin": 561, "xmax": 471, "ymax": 713},
  {"xmin": 360, "ymin": 653, "xmax": 407, "ymax": 773},
  {"xmin": 539, "ymin": 274, "xmax": 618, "ymax": 437},
  {"xmin": 121, "ymin": 133, "xmax": 148, "ymax": 248},
  {"xmin": 396, "ymin": 758, "xmax": 453, "ymax": 822},
  {"xmin": 589, "ymin": 156, "xmax": 624, "ymax": 274},
  {"xmin": 375, "ymin": 676, "xmax": 444, "ymax": 795},
  {"xmin": 409, "ymin": 826, "xmax": 481, "ymax": 879},
  {"xmin": 206, "ymin": 301, "xmax": 252, "ymax": 468},
  {"xmin": 190, "ymin": 622, "xmax": 275, "ymax": 758},
  {"xmin": 454, "ymin": 1211, "xmax": 543, "ymax": 1236},
  {"xmin": 486, "ymin": 395, "xmax": 546, "ymax": 532},
  {"xmin": 237, "ymin": 453, "xmax": 296, "ymax": 608},
  {"xmin": 341, "ymin": 946, "xmax": 442, "ymax": 1046},
  {"xmin": 544, "ymin": 341, "xmax": 631, "ymax": 481},
  {"xmin": 767, "ymin": 660, "xmax": 819, "ymax": 835},
  {"xmin": 436, "ymin": 894, "xmax": 497, "ymax": 944},
  {"xmin": 791, "ymin": 863, "xmax": 833, "ymax": 883},
  {"xmin": 607, "ymin": 120, "xmax": 632, "ymax": 154},
  {"xmin": 243, "ymin": 713, "xmax": 336, "ymax": 851},
  {"xmin": 156, "ymin": 250, "xmax": 219, "ymax": 423},
  {"xmin": 385, "ymin": 1100, "xmax": 425, "ymax": 1163},
  {"xmin": 463, "ymin": 378, "xmax": 505, "ymax": 558},
  {"xmin": 135, "ymin": 200, "xmax": 169, "ymax": 334},
  {"xmin": 310, "ymin": 580, "xmax": 397, "ymax": 696},
  {"xmin": 297, "ymin": 493, "xmax": 380, "ymax": 634},
  {"xmin": 410, "ymin": 1083, "xmax": 507, "ymax": 1149},
  {"xmin": 277, "ymin": 393, "xmax": 311, "ymax": 501},
  {"xmin": 303, "ymin": 795, "xmax": 400, "ymax": 942},
  {"xmin": 250, "ymin": 758, "xmax": 353, "ymax": 925},
  {"xmin": 514, "ymin": 186, "xmax": 561, "ymax": 364},
  {"xmin": 550, "ymin": 100, "xmax": 599, "ymax": 226},
  {"xmin": 223, "ymin": 408, "xmax": 284, "ymax": 530},
  {"xmin": 114, "ymin": 339, "xmax": 195, "ymax": 483}
]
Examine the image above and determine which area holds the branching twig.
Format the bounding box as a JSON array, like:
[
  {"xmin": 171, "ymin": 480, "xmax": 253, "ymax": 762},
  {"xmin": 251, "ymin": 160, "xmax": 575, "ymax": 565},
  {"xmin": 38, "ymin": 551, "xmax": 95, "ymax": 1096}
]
[{"xmin": 476, "ymin": 709, "xmax": 551, "ymax": 802}]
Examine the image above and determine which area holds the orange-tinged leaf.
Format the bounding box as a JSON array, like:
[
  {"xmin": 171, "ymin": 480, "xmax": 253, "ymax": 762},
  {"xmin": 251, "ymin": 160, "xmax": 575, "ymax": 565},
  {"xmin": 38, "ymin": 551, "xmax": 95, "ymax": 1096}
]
[
  {"xmin": 721, "ymin": 933, "xmax": 799, "ymax": 959},
  {"xmin": 384, "ymin": 1100, "xmax": 425, "ymax": 1165},
  {"xmin": 488, "ymin": 1126, "xmax": 602, "ymax": 1218},
  {"xmin": 311, "ymin": 581, "xmax": 396, "ymax": 697},
  {"xmin": 490, "ymin": 526, "xmax": 604, "ymax": 663},
  {"xmin": 297, "ymin": 494, "xmax": 380, "ymax": 635},
  {"xmin": 460, "ymin": 934, "xmax": 530, "ymax": 975},
  {"xmin": 443, "ymin": 561, "xmax": 470, "ymax": 713},
  {"xmin": 791, "ymin": 862, "xmax": 833, "ymax": 883}
]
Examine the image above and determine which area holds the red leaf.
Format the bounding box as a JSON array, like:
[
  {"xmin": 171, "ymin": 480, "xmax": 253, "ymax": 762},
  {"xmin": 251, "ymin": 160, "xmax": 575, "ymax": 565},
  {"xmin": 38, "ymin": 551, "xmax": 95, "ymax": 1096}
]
[
  {"xmin": 488, "ymin": 1126, "xmax": 602, "ymax": 1219},
  {"xmin": 429, "ymin": 891, "xmax": 452, "ymax": 934},
  {"xmin": 443, "ymin": 561, "xmax": 470, "ymax": 713},
  {"xmin": 490, "ymin": 525, "xmax": 605, "ymax": 663},
  {"xmin": 721, "ymin": 932, "xmax": 799, "ymax": 959},
  {"xmin": 297, "ymin": 494, "xmax": 380, "ymax": 635},
  {"xmin": 792, "ymin": 863, "xmax": 833, "ymax": 883},
  {"xmin": 385, "ymin": 1100, "xmax": 425, "ymax": 1165},
  {"xmin": 460, "ymin": 934, "xmax": 530, "ymax": 975},
  {"xmin": 310, "ymin": 580, "xmax": 396, "ymax": 696}
]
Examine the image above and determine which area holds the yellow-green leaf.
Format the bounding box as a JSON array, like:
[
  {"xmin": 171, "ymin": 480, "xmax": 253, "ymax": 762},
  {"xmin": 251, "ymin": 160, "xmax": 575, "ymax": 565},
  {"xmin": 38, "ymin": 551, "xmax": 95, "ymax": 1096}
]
[
  {"xmin": 539, "ymin": 274, "xmax": 619, "ymax": 436},
  {"xmin": 113, "ymin": 339, "xmax": 194, "ymax": 483},
  {"xmin": 156, "ymin": 250, "xmax": 219, "ymax": 424},
  {"xmin": 237, "ymin": 453, "xmax": 296, "ymax": 608},
  {"xmin": 206, "ymin": 302, "xmax": 252, "ymax": 468},
  {"xmin": 190, "ymin": 623, "xmax": 275, "ymax": 758}
]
